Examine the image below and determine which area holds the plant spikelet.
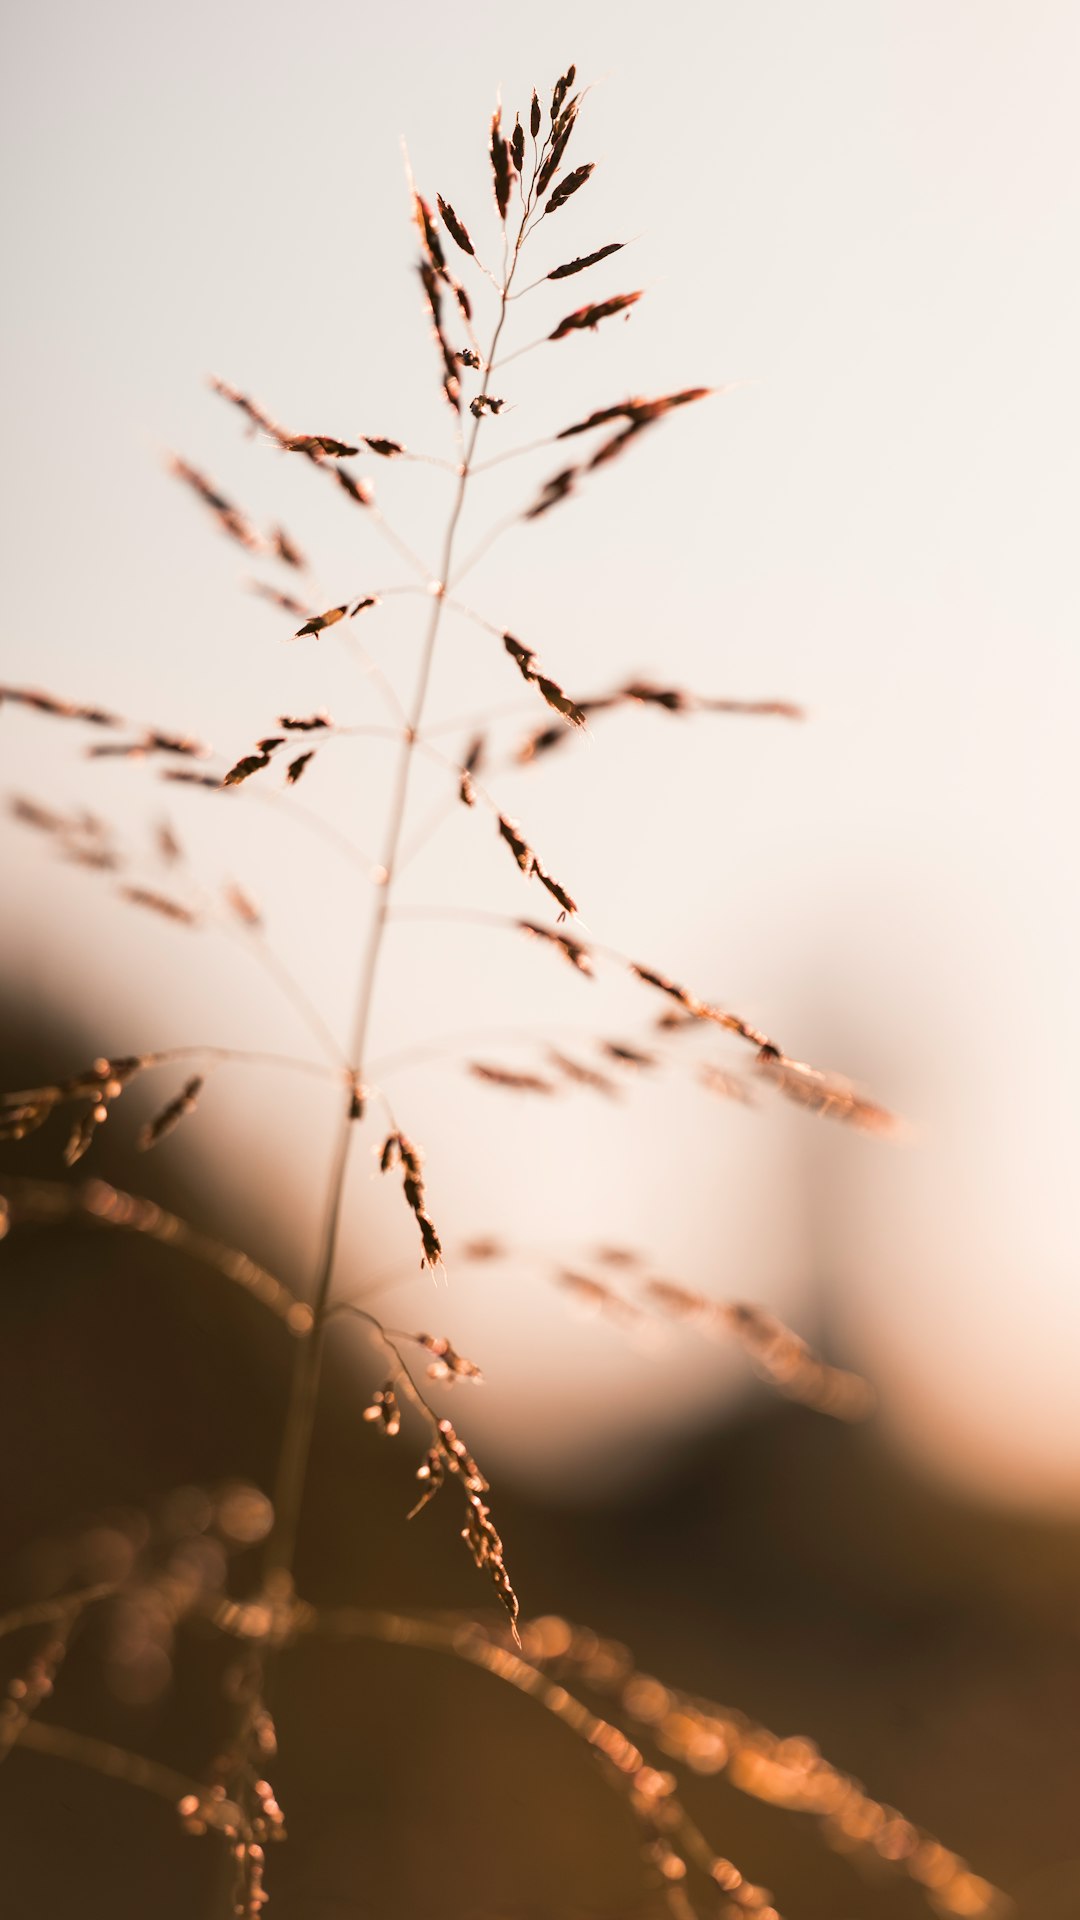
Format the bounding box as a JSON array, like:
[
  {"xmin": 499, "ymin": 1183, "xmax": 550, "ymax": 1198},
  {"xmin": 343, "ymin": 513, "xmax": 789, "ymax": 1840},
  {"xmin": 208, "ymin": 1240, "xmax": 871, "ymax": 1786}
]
[
  {"xmin": 137, "ymin": 1076, "xmax": 205, "ymax": 1151},
  {"xmin": 379, "ymin": 1132, "xmax": 443, "ymax": 1269}
]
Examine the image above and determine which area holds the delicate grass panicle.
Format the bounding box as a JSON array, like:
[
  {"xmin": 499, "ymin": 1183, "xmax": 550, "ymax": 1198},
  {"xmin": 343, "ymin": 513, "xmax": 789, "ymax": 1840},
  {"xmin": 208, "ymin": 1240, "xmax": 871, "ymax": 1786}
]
[{"xmin": 0, "ymin": 64, "xmax": 1005, "ymax": 1920}]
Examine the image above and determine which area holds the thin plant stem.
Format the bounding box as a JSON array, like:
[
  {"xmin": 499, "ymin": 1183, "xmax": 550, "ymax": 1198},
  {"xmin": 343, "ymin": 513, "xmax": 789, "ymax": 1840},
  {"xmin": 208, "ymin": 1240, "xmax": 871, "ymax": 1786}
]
[
  {"xmin": 0, "ymin": 1584, "xmax": 116, "ymax": 1641},
  {"xmin": 446, "ymin": 510, "xmax": 520, "ymax": 591},
  {"xmin": 265, "ymin": 207, "xmax": 531, "ymax": 1589},
  {"xmin": 393, "ymin": 788, "xmax": 460, "ymax": 874},
  {"xmin": 468, "ymin": 435, "xmax": 557, "ymax": 472},
  {"xmin": 421, "ymin": 696, "xmax": 543, "ymax": 737},
  {"xmin": 17, "ymin": 1717, "xmax": 206, "ymax": 1806},
  {"xmin": 143, "ymin": 1043, "xmax": 342, "ymax": 1084},
  {"xmin": 0, "ymin": 1175, "xmax": 309, "ymax": 1332},
  {"xmin": 368, "ymin": 504, "xmax": 436, "ymax": 585},
  {"xmin": 223, "ymin": 922, "xmax": 349, "ymax": 1072},
  {"xmin": 0, "ymin": 1042, "xmax": 343, "ymax": 1099}
]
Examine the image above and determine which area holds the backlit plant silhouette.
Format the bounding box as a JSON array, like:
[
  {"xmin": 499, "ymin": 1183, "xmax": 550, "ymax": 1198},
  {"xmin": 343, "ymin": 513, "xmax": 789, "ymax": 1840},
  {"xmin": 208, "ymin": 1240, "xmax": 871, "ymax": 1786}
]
[{"xmin": 0, "ymin": 65, "xmax": 1006, "ymax": 1920}]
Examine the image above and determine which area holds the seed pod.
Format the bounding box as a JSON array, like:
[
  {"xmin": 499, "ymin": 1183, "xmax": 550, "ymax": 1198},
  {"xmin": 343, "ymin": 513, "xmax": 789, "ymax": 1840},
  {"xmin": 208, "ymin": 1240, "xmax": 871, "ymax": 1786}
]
[
  {"xmin": 551, "ymin": 65, "xmax": 576, "ymax": 123},
  {"xmin": 168, "ymin": 458, "xmax": 262, "ymax": 553},
  {"xmin": 278, "ymin": 713, "xmax": 330, "ymax": 731},
  {"xmin": 286, "ymin": 751, "xmax": 315, "ymax": 785},
  {"xmin": 547, "ymin": 1050, "xmax": 619, "ymax": 1097},
  {"xmin": 224, "ymin": 882, "xmax": 261, "ymax": 928},
  {"xmin": 282, "ymin": 434, "xmax": 360, "ymax": 458},
  {"xmin": 412, "ymin": 1332, "xmax": 483, "ymax": 1387},
  {"xmin": 138, "ymin": 1076, "xmax": 204, "ymax": 1150},
  {"xmin": 497, "ymin": 814, "xmax": 533, "ymax": 874},
  {"xmin": 523, "ymin": 468, "xmax": 577, "ymax": 520},
  {"xmin": 334, "ymin": 468, "xmax": 375, "ymax": 507},
  {"xmin": 270, "ymin": 526, "xmax": 306, "ymax": 569},
  {"xmin": 120, "ymin": 886, "xmax": 199, "ymax": 923},
  {"xmin": 545, "ymin": 162, "xmax": 594, "ymax": 213},
  {"xmin": 412, "ymin": 192, "xmax": 446, "ymax": 275},
  {"xmin": 63, "ymin": 1108, "xmax": 102, "ymax": 1167},
  {"xmin": 250, "ymin": 582, "xmax": 310, "ymax": 618},
  {"xmin": 519, "ymin": 921, "xmax": 593, "ymax": 976},
  {"xmin": 380, "ymin": 1130, "xmax": 443, "ymax": 1268},
  {"xmin": 418, "ymin": 259, "xmax": 462, "ymax": 411},
  {"xmin": 755, "ymin": 1053, "xmax": 898, "ymax": 1134},
  {"xmin": 363, "ymin": 1384, "xmax": 401, "ymax": 1436},
  {"xmin": 629, "ymin": 963, "xmax": 694, "ymax": 1006},
  {"xmin": 222, "ymin": 734, "xmax": 284, "ymax": 786},
  {"xmin": 536, "ymin": 104, "xmax": 579, "ymax": 195},
  {"xmin": 602, "ymin": 1041, "xmax": 657, "ymax": 1069},
  {"xmin": 468, "ymin": 1063, "xmax": 556, "ymax": 1095},
  {"xmin": 550, "ymin": 292, "xmax": 642, "ymax": 341},
  {"xmin": 548, "ymin": 243, "xmax": 624, "ymax": 280},
  {"xmin": 436, "ymin": 195, "xmax": 474, "ymax": 258},
  {"xmin": 534, "ymin": 865, "xmax": 577, "ymax": 918},
  {"xmin": 294, "ymin": 605, "xmax": 348, "ymax": 638},
  {"xmin": 162, "ymin": 769, "xmax": 223, "ymax": 790},
  {"xmin": 490, "ymin": 108, "xmax": 512, "ymax": 220}
]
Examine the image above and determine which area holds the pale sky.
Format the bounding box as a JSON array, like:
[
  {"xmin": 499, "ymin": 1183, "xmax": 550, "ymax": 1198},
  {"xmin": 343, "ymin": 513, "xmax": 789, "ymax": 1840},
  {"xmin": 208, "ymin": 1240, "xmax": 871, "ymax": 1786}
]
[{"xmin": 3, "ymin": 1, "xmax": 1079, "ymax": 1509}]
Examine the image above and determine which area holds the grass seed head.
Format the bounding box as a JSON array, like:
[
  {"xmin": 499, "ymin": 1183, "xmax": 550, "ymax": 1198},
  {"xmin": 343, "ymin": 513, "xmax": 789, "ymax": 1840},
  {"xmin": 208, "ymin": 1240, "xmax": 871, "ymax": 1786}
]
[
  {"xmin": 286, "ymin": 751, "xmax": 315, "ymax": 785},
  {"xmin": 334, "ymin": 467, "xmax": 375, "ymax": 507},
  {"xmin": 294, "ymin": 604, "xmax": 347, "ymax": 638},
  {"xmin": 168, "ymin": 457, "xmax": 262, "ymax": 553},
  {"xmin": 468, "ymin": 1062, "xmax": 557, "ymax": 1095},
  {"xmin": 436, "ymin": 195, "xmax": 474, "ymax": 258},
  {"xmin": 412, "ymin": 192, "xmax": 446, "ymax": 276},
  {"xmin": 137, "ymin": 1076, "xmax": 205, "ymax": 1151},
  {"xmin": 363, "ymin": 1385, "xmax": 401, "ymax": 1436},
  {"xmin": 120, "ymin": 886, "xmax": 199, "ymax": 924},
  {"xmin": 489, "ymin": 108, "xmax": 513, "ymax": 220},
  {"xmin": 550, "ymin": 292, "xmax": 642, "ymax": 343},
  {"xmin": 519, "ymin": 921, "xmax": 593, "ymax": 976},
  {"xmin": 548, "ymin": 242, "xmax": 624, "ymax": 281},
  {"xmin": 545, "ymin": 161, "xmax": 594, "ymax": 214}
]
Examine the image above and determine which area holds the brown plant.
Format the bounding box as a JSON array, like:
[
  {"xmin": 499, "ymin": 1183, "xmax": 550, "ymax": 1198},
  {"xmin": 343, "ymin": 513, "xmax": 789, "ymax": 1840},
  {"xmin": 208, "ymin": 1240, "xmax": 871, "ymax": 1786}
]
[{"xmin": 0, "ymin": 62, "xmax": 1006, "ymax": 1920}]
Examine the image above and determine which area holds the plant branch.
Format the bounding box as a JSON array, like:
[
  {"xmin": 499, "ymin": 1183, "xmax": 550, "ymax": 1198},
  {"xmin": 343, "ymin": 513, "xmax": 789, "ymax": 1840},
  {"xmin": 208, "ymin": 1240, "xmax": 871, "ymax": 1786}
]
[
  {"xmin": 265, "ymin": 210, "xmax": 531, "ymax": 1589},
  {"xmin": 0, "ymin": 1176, "xmax": 312, "ymax": 1334},
  {"xmin": 16, "ymin": 1716, "xmax": 209, "ymax": 1807}
]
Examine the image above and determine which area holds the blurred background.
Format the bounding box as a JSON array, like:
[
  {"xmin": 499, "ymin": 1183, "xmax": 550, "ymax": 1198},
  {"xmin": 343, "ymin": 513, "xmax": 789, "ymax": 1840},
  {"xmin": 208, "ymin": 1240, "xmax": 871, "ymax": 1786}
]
[{"xmin": 2, "ymin": 2, "xmax": 1080, "ymax": 1915}]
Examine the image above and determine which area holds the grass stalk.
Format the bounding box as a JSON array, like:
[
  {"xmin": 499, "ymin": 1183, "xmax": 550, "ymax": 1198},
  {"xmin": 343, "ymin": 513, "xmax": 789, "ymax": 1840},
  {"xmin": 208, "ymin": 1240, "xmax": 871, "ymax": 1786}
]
[{"xmin": 264, "ymin": 238, "xmax": 525, "ymax": 1591}]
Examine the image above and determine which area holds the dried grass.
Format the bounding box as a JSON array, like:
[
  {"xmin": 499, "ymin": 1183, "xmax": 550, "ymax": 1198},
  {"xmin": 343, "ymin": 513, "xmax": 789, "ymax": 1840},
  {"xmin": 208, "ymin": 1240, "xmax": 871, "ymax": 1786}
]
[{"xmin": 0, "ymin": 61, "xmax": 1005, "ymax": 1920}]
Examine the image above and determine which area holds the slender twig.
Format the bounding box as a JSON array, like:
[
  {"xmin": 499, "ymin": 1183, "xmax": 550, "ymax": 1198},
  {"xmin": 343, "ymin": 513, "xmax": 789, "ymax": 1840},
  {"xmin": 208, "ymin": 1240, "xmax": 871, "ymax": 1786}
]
[
  {"xmin": 266, "ymin": 189, "xmax": 536, "ymax": 1587},
  {"xmin": 392, "ymin": 787, "xmax": 461, "ymax": 875},
  {"xmin": 446, "ymin": 510, "xmax": 520, "ymax": 591},
  {"xmin": 218, "ymin": 919, "xmax": 349, "ymax": 1071},
  {"xmin": 327, "ymin": 1300, "xmax": 443, "ymax": 1433},
  {"xmin": 296, "ymin": 1605, "xmax": 734, "ymax": 1914},
  {"xmin": 0, "ymin": 1585, "xmax": 116, "ymax": 1642},
  {"xmin": 16, "ymin": 1717, "xmax": 209, "ymax": 1807},
  {"xmin": 0, "ymin": 1602, "xmax": 83, "ymax": 1764},
  {"xmin": 139, "ymin": 1043, "xmax": 343, "ymax": 1084},
  {"xmin": 367, "ymin": 504, "xmax": 437, "ymax": 585},
  {"xmin": 421, "ymin": 696, "xmax": 544, "ymax": 738},
  {"xmin": 468, "ymin": 435, "xmax": 558, "ymax": 472},
  {"xmin": 0, "ymin": 1175, "xmax": 311, "ymax": 1333}
]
